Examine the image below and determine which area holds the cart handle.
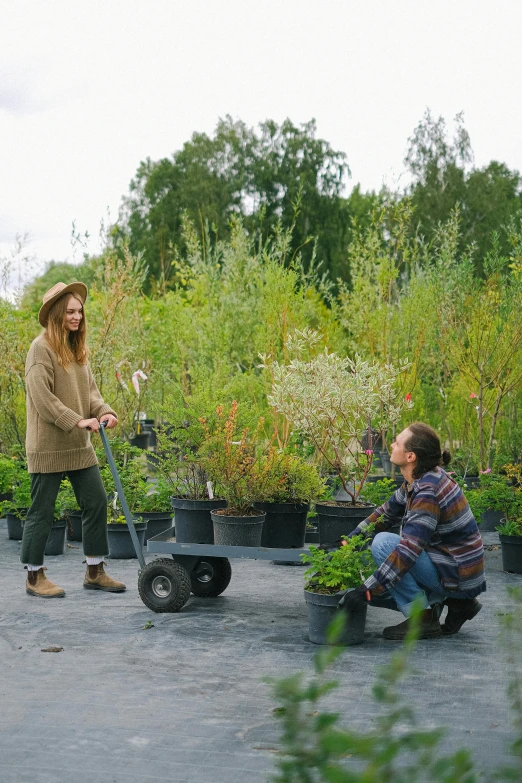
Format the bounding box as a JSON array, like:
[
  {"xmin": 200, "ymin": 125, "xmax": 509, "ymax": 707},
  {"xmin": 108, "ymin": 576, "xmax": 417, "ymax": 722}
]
[{"xmin": 90, "ymin": 420, "xmax": 146, "ymax": 569}]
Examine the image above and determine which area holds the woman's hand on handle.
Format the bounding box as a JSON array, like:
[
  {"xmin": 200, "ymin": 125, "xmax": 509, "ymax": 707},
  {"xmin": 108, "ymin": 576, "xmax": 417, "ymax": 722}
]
[
  {"xmin": 77, "ymin": 418, "xmax": 100, "ymax": 431},
  {"xmin": 99, "ymin": 413, "xmax": 118, "ymax": 429}
]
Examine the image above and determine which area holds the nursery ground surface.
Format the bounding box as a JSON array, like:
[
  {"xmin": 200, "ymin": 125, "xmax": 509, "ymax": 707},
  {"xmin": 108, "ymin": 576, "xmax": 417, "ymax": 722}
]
[{"xmin": 0, "ymin": 519, "xmax": 519, "ymax": 783}]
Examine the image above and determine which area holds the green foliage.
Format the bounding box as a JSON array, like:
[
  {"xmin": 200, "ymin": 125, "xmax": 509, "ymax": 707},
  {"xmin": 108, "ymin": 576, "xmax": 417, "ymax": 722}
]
[
  {"xmin": 96, "ymin": 439, "xmax": 149, "ymax": 519},
  {"xmin": 153, "ymin": 389, "xmax": 227, "ymax": 500},
  {"xmin": 133, "ymin": 475, "xmax": 173, "ymax": 513},
  {"xmin": 55, "ymin": 478, "xmax": 80, "ymax": 519},
  {"xmin": 109, "ymin": 514, "xmax": 140, "ymax": 525},
  {"xmin": 405, "ymin": 109, "xmax": 522, "ymax": 266},
  {"xmin": 119, "ymin": 116, "xmax": 353, "ymax": 288},
  {"xmin": 3, "ymin": 459, "xmax": 32, "ymax": 513},
  {"xmin": 498, "ymin": 518, "xmax": 522, "ymax": 537},
  {"xmin": 0, "ymin": 454, "xmax": 18, "ymax": 494},
  {"xmin": 268, "ymin": 328, "xmax": 412, "ymax": 502},
  {"xmin": 268, "ymin": 600, "xmax": 479, "ymax": 782},
  {"xmin": 360, "ymin": 478, "xmax": 398, "ymax": 507},
  {"xmin": 4, "ymin": 117, "xmax": 522, "ymax": 495},
  {"xmin": 199, "ymin": 401, "xmax": 275, "ymax": 515},
  {"xmin": 257, "ymin": 451, "xmax": 326, "ymax": 504},
  {"xmin": 302, "ymin": 536, "xmax": 375, "ymax": 594},
  {"xmin": 464, "ymin": 471, "xmax": 517, "ymax": 522},
  {"xmin": 0, "ymin": 298, "xmax": 38, "ymax": 450}
]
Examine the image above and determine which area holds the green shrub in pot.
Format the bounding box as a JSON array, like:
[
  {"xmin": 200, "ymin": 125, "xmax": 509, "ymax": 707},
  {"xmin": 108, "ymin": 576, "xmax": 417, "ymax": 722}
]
[
  {"xmin": 302, "ymin": 534, "xmax": 375, "ymax": 594},
  {"xmin": 256, "ymin": 450, "xmax": 326, "ymax": 504},
  {"xmin": 266, "ymin": 328, "xmax": 412, "ymax": 504},
  {"xmin": 133, "ymin": 476, "xmax": 173, "ymax": 514},
  {"xmin": 199, "ymin": 401, "xmax": 272, "ymax": 516},
  {"xmin": 464, "ymin": 470, "xmax": 515, "ymax": 522},
  {"xmin": 97, "ymin": 439, "xmax": 149, "ymax": 522}
]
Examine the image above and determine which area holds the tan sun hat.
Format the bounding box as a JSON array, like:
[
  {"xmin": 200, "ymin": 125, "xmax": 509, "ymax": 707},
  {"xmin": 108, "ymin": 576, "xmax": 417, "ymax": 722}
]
[{"xmin": 38, "ymin": 282, "xmax": 88, "ymax": 327}]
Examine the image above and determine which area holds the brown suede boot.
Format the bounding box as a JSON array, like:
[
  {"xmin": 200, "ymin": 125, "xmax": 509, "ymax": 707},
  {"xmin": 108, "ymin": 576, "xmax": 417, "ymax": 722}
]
[
  {"xmin": 26, "ymin": 567, "xmax": 66, "ymax": 598},
  {"xmin": 383, "ymin": 607, "xmax": 442, "ymax": 640},
  {"xmin": 83, "ymin": 562, "xmax": 126, "ymax": 592}
]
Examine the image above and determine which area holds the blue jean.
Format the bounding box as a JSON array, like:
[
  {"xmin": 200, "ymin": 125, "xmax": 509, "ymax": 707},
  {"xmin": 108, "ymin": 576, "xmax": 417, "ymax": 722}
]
[{"xmin": 370, "ymin": 532, "xmax": 474, "ymax": 617}]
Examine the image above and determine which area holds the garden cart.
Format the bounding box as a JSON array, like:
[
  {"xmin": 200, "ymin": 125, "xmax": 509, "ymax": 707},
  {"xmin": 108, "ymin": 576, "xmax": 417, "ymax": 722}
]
[{"xmin": 97, "ymin": 422, "xmax": 308, "ymax": 614}]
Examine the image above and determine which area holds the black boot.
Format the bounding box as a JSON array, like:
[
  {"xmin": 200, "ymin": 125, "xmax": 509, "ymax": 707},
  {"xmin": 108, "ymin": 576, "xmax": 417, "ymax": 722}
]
[
  {"xmin": 441, "ymin": 597, "xmax": 482, "ymax": 635},
  {"xmin": 383, "ymin": 607, "xmax": 442, "ymax": 640}
]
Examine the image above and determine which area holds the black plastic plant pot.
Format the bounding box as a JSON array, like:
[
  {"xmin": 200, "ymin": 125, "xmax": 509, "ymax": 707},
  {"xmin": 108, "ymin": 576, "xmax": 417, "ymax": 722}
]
[
  {"xmin": 315, "ymin": 501, "xmax": 376, "ymax": 545},
  {"xmin": 379, "ymin": 450, "xmax": 392, "ymax": 477},
  {"xmin": 171, "ymin": 497, "xmax": 226, "ymax": 544},
  {"xmin": 0, "ymin": 491, "xmax": 13, "ymax": 507},
  {"xmin": 305, "ymin": 524, "xmax": 320, "ymax": 544},
  {"xmin": 304, "ymin": 589, "xmax": 367, "ymax": 645},
  {"xmin": 211, "ymin": 510, "xmax": 265, "ymax": 547},
  {"xmin": 140, "ymin": 420, "xmax": 157, "ymax": 450},
  {"xmin": 66, "ymin": 511, "xmax": 83, "ymax": 542},
  {"xmin": 499, "ymin": 534, "xmax": 522, "ymax": 574},
  {"xmin": 129, "ymin": 433, "xmax": 151, "ymax": 450},
  {"xmin": 135, "ymin": 511, "xmax": 173, "ymax": 543},
  {"xmin": 45, "ymin": 519, "xmax": 67, "ymax": 556},
  {"xmin": 480, "ymin": 509, "xmax": 504, "ymax": 533},
  {"xmin": 107, "ymin": 521, "xmax": 147, "ymax": 559},
  {"xmin": 253, "ymin": 502, "xmax": 309, "ymax": 548},
  {"xmin": 6, "ymin": 509, "xmax": 28, "ymax": 540}
]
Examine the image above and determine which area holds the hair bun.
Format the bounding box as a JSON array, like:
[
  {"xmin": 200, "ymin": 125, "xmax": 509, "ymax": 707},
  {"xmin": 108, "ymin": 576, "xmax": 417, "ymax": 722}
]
[{"xmin": 441, "ymin": 449, "xmax": 452, "ymax": 466}]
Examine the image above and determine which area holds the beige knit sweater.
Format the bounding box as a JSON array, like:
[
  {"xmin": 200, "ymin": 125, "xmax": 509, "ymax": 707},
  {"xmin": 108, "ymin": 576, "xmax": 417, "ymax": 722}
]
[{"xmin": 25, "ymin": 333, "xmax": 116, "ymax": 473}]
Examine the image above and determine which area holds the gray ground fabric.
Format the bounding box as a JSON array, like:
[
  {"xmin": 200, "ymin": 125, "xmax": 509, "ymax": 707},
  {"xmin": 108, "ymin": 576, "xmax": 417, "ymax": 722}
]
[{"xmin": 0, "ymin": 520, "xmax": 520, "ymax": 783}]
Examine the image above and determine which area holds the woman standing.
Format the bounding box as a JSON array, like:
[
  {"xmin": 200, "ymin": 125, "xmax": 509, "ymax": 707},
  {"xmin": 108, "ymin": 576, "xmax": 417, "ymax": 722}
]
[{"xmin": 21, "ymin": 281, "xmax": 126, "ymax": 597}]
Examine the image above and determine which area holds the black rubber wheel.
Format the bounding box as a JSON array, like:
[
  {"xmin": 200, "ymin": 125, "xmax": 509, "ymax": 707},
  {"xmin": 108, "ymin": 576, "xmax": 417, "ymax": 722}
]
[
  {"xmin": 138, "ymin": 558, "xmax": 191, "ymax": 613},
  {"xmin": 189, "ymin": 557, "xmax": 232, "ymax": 597}
]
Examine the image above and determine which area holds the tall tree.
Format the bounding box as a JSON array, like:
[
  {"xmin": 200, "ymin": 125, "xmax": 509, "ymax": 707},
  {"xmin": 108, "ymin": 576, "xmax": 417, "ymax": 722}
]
[
  {"xmin": 405, "ymin": 109, "xmax": 522, "ymax": 267},
  {"xmin": 118, "ymin": 117, "xmax": 360, "ymax": 287}
]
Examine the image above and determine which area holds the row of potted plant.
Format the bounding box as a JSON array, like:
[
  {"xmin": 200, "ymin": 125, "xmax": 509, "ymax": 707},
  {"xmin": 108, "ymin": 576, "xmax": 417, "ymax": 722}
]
[{"xmin": 2, "ymin": 336, "xmax": 413, "ymax": 555}]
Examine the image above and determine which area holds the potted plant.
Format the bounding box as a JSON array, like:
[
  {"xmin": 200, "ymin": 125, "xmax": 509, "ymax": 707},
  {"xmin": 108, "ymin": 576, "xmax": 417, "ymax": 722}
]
[
  {"xmin": 495, "ymin": 464, "xmax": 522, "ymax": 574},
  {"xmin": 268, "ymin": 329, "xmax": 412, "ymax": 543},
  {"xmin": 253, "ymin": 450, "xmax": 326, "ymax": 549},
  {"xmin": 154, "ymin": 405, "xmax": 226, "ymax": 544},
  {"xmin": 301, "ymin": 533, "xmax": 375, "ymax": 645},
  {"xmin": 132, "ymin": 475, "xmax": 174, "ymax": 543},
  {"xmin": 199, "ymin": 401, "xmax": 272, "ymax": 547},
  {"xmin": 464, "ymin": 470, "xmax": 514, "ymax": 532},
  {"xmin": 44, "ymin": 516, "xmax": 68, "ymax": 556},
  {"xmin": 4, "ymin": 460, "xmax": 32, "ymax": 541},
  {"xmin": 56, "ymin": 478, "xmax": 82, "ymax": 541}
]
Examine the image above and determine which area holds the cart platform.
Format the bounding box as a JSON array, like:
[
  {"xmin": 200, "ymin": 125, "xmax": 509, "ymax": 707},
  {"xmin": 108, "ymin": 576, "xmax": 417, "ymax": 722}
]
[
  {"xmin": 138, "ymin": 527, "xmax": 310, "ymax": 613},
  {"xmin": 141, "ymin": 531, "xmax": 400, "ymax": 615},
  {"xmin": 146, "ymin": 526, "xmax": 308, "ymax": 562}
]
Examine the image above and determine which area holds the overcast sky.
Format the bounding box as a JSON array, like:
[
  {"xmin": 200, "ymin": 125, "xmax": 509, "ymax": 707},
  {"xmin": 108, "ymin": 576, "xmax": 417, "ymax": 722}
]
[{"xmin": 1, "ymin": 0, "xmax": 522, "ymax": 290}]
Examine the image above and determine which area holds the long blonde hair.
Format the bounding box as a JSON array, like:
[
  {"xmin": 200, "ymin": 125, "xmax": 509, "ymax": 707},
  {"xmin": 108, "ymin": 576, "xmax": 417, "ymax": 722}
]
[{"xmin": 45, "ymin": 294, "xmax": 89, "ymax": 367}]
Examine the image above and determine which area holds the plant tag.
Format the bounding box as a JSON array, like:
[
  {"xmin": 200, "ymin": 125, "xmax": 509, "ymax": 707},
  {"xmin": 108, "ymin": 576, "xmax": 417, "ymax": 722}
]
[{"xmin": 206, "ymin": 481, "xmax": 214, "ymax": 499}]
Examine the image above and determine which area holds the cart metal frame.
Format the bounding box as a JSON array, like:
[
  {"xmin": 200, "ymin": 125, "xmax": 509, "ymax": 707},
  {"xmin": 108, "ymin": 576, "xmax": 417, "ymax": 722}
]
[
  {"xmin": 97, "ymin": 422, "xmax": 311, "ymax": 614},
  {"xmin": 137, "ymin": 527, "xmax": 309, "ymax": 613},
  {"xmin": 147, "ymin": 527, "xmax": 307, "ymax": 564}
]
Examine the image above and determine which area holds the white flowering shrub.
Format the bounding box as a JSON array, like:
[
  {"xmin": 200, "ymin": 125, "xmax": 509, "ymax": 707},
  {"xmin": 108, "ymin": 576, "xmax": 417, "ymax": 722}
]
[{"xmin": 267, "ymin": 329, "xmax": 412, "ymax": 502}]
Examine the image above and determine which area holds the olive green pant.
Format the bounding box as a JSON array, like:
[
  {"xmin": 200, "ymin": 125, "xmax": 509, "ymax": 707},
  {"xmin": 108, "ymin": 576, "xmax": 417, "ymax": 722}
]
[{"xmin": 20, "ymin": 465, "xmax": 109, "ymax": 566}]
